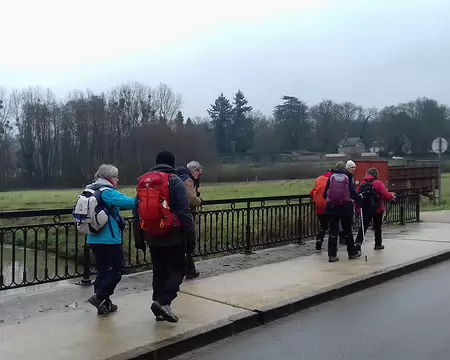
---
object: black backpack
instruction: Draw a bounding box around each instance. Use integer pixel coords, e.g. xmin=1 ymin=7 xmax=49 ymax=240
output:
xmin=359 ymin=179 xmax=380 ymax=213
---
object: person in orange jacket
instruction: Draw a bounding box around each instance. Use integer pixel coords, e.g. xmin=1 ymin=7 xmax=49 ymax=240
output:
xmin=355 ymin=167 xmax=396 ymax=250
xmin=310 ymin=170 xmax=333 ymax=252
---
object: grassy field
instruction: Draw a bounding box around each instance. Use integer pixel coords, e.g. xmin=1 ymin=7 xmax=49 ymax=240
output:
xmin=1 ymin=174 xmax=450 ymax=212
xmin=0 ymin=180 xmax=315 ymax=211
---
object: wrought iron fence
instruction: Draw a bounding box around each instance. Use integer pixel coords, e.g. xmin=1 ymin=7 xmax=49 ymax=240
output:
xmin=0 ymin=193 xmax=420 ymax=291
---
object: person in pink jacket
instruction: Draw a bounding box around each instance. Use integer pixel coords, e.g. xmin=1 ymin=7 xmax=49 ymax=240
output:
xmin=355 ymin=167 xmax=396 ymax=250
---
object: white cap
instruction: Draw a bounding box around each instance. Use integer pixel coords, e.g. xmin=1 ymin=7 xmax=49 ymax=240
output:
xmin=346 ymin=160 xmax=356 ymax=169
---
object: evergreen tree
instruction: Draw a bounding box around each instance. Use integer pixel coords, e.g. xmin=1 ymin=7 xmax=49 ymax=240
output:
xmin=175 ymin=110 xmax=184 ymax=132
xmin=207 ymin=93 xmax=233 ymax=153
xmin=274 ymin=96 xmax=311 ymax=151
xmin=232 ymin=90 xmax=253 ymax=153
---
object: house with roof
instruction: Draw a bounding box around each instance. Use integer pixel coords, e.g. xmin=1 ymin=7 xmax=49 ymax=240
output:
xmin=369 ymin=141 xmax=384 ymax=154
xmin=337 ymin=135 xmax=366 ymax=155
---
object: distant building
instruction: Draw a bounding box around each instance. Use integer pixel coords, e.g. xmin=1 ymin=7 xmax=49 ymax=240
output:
xmin=337 ymin=135 xmax=366 ymax=155
xmin=369 ymin=141 xmax=383 ymax=154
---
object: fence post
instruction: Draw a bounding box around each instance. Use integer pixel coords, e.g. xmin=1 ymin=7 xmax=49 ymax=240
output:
xmin=415 ymin=194 xmax=420 ymax=222
xmin=297 ymin=198 xmax=304 ymax=244
xmin=0 ymin=231 xmax=3 ymax=289
xmin=400 ymin=199 xmax=405 ymax=226
xmin=80 ymin=236 xmax=92 ymax=286
xmin=244 ymin=200 xmax=252 ymax=255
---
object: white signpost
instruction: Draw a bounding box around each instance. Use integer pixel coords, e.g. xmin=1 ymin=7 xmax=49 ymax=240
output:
xmin=432 ymin=137 xmax=448 ymax=206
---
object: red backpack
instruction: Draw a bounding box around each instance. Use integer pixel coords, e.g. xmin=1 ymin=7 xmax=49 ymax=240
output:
xmin=137 ymin=172 xmax=181 ymax=236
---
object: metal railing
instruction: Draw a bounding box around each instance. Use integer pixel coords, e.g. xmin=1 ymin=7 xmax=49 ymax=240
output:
xmin=0 ymin=193 xmax=420 ymax=291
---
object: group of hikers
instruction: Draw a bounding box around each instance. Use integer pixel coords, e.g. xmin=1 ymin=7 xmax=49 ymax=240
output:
xmin=72 ymin=153 xmax=395 ymax=323
xmin=309 ymin=160 xmax=396 ymax=262
xmin=73 ymin=151 xmax=203 ymax=323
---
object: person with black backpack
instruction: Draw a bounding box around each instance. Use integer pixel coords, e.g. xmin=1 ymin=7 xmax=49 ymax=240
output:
xmin=355 ymin=167 xmax=396 ymax=251
xmin=323 ymin=162 xmax=363 ymax=263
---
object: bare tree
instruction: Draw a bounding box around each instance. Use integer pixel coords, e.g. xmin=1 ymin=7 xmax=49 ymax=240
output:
xmin=151 ymin=83 xmax=182 ymax=124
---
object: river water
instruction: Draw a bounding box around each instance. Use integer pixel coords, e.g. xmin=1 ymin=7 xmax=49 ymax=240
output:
xmin=1 ymin=246 xmax=79 ymax=288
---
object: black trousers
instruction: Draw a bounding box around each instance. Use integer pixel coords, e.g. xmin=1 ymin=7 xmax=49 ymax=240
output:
xmin=150 ymin=245 xmax=186 ymax=306
xmin=316 ymin=214 xmax=329 ymax=242
xmin=317 ymin=214 xmax=347 ymax=244
xmin=356 ymin=211 xmax=383 ymax=246
xmin=328 ymin=216 xmax=357 ymax=257
xmin=186 ymin=240 xmax=197 ymax=274
xmin=90 ymin=244 xmax=125 ymax=300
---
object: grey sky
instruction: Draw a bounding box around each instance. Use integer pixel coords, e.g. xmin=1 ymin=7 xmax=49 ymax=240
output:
xmin=1 ymin=0 xmax=449 ymax=118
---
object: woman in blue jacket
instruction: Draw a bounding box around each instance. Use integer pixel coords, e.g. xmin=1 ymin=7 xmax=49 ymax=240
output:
xmin=86 ymin=164 xmax=136 ymax=315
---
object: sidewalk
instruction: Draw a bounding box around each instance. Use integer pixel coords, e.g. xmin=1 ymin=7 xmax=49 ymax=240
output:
xmin=1 ymin=221 xmax=450 ymax=360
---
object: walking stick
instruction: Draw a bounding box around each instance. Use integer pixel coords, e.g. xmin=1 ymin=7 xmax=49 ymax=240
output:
xmin=360 ymin=208 xmax=368 ymax=262
xmin=383 ymin=201 xmax=393 ymax=224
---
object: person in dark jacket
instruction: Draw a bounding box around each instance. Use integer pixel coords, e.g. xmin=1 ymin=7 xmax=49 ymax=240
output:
xmin=145 ymin=151 xmax=196 ymax=323
xmin=323 ymin=161 xmax=362 ymax=262
xmin=176 ymin=161 xmax=203 ymax=279
xmin=337 ymin=160 xmax=357 ymax=245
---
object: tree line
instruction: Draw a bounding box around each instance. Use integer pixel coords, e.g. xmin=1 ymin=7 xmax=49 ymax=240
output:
xmin=0 ymin=82 xmax=448 ymax=190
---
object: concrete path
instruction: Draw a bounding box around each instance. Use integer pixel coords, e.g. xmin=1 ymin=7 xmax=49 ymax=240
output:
xmin=174 ymin=261 xmax=450 ymax=360
xmin=1 ymin=222 xmax=450 ymax=360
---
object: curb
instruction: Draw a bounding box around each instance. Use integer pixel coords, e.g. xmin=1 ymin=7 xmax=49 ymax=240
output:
xmin=111 ymin=248 xmax=450 ymax=360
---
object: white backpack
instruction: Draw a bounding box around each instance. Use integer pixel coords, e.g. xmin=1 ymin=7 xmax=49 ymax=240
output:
xmin=73 ymin=187 xmax=111 ymax=235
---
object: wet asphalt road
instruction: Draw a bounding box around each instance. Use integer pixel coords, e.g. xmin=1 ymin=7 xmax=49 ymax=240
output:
xmin=174 ymin=261 xmax=450 ymax=360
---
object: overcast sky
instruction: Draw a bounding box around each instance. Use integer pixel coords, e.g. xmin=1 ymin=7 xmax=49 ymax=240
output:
xmin=1 ymin=0 xmax=449 ymax=117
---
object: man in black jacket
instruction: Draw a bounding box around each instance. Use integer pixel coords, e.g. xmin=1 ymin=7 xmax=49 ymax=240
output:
xmin=324 ymin=161 xmax=362 ymax=263
xmin=145 ymin=151 xmax=196 ymax=323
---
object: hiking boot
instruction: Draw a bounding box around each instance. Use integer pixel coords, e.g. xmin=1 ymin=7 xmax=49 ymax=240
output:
xmin=374 ymin=244 xmax=385 ymax=250
xmin=328 ymin=256 xmax=339 ymax=263
xmin=88 ymin=295 xmax=110 ymax=316
xmin=162 ymin=305 xmax=179 ymax=323
xmin=349 ymin=251 xmax=362 ymax=260
xmin=106 ymin=298 xmax=118 ymax=313
xmin=151 ymin=301 xmax=178 ymax=323
xmin=150 ymin=301 xmax=164 ymax=318
xmin=185 ymin=271 xmax=200 ymax=280
xmin=315 ymin=240 xmax=322 ymax=252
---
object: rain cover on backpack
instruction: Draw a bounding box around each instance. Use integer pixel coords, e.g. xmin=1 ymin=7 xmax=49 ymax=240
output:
xmin=73 ymin=187 xmax=111 ymax=235
xmin=326 ymin=173 xmax=352 ymax=207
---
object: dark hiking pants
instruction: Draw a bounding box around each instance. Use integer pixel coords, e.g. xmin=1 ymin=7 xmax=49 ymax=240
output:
xmin=356 ymin=211 xmax=383 ymax=246
xmin=91 ymin=244 xmax=125 ymax=300
xmin=328 ymin=216 xmax=357 ymax=257
xmin=150 ymin=245 xmax=186 ymax=306
xmin=316 ymin=214 xmax=329 ymax=243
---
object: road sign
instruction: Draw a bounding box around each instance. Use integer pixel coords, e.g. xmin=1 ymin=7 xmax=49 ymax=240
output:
xmin=431 ymin=137 xmax=447 ymax=206
xmin=432 ymin=137 xmax=448 ymax=154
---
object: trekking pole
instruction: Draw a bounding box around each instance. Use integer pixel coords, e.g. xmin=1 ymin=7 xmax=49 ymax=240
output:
xmin=360 ymin=208 xmax=367 ymax=262
xmin=383 ymin=202 xmax=391 ymax=224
